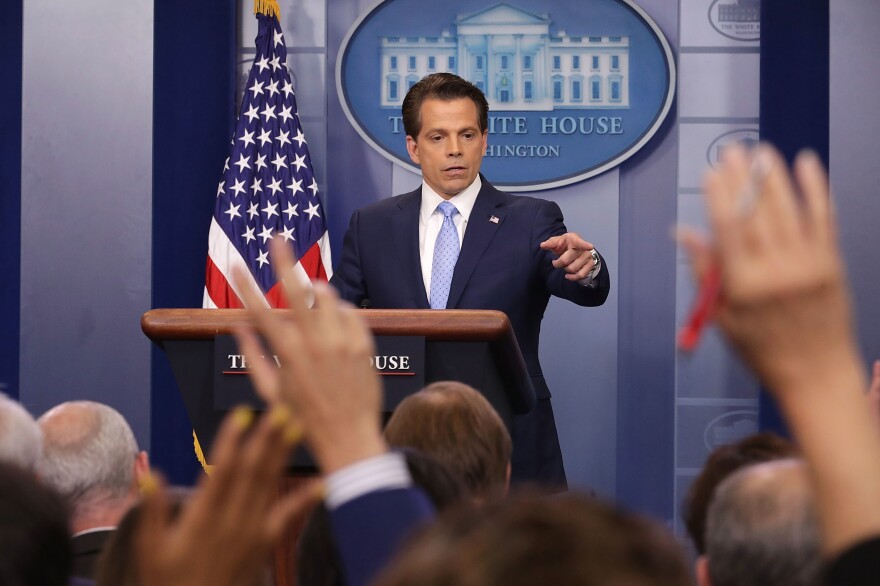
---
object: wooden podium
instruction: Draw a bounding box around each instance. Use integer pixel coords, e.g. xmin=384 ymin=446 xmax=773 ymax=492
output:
xmin=142 ymin=307 xmax=535 ymax=585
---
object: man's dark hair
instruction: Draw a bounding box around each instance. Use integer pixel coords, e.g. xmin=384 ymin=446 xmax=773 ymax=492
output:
xmin=401 ymin=73 xmax=489 ymax=138
xmin=375 ymin=491 xmax=692 ymax=586
xmin=0 ymin=461 xmax=72 ymax=586
xmin=296 ymin=448 xmax=468 ymax=586
xmin=94 ymin=488 xmax=192 ymax=586
xmin=682 ymin=431 xmax=798 ymax=554
xmin=384 ymin=381 xmax=512 ymax=501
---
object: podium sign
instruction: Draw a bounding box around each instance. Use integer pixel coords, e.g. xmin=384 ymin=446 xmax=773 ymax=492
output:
xmin=212 ymin=334 xmax=426 ymax=410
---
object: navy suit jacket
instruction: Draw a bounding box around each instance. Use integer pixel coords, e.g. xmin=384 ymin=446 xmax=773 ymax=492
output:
xmin=331 ymin=178 xmax=610 ymax=482
xmin=330 ymin=487 xmax=434 ymax=586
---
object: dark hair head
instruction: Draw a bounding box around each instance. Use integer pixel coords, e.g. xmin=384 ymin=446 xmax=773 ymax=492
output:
xmin=682 ymin=431 xmax=799 ymax=554
xmin=402 ymin=73 xmax=489 ymax=138
xmin=296 ymin=449 xmax=468 ymax=586
xmin=384 ymin=382 xmax=512 ymax=501
xmin=94 ymin=488 xmax=192 ymax=586
xmin=375 ymin=491 xmax=692 ymax=586
xmin=0 ymin=461 xmax=72 ymax=586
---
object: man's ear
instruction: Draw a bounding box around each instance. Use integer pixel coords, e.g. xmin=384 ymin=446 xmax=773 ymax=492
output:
xmin=133 ymin=450 xmax=150 ymax=487
xmin=481 ymin=130 xmax=488 ymax=156
xmin=695 ymin=555 xmax=712 ymax=586
xmin=406 ymin=135 xmax=420 ymax=165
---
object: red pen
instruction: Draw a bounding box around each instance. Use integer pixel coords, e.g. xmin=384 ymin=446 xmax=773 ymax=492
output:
xmin=677 ymin=266 xmax=721 ymax=352
xmin=677 ymin=147 xmax=768 ymax=352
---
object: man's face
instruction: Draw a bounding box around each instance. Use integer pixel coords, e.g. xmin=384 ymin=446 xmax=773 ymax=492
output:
xmin=406 ymin=98 xmax=488 ymax=199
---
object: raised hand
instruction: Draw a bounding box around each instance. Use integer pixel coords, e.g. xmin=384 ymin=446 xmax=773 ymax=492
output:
xmin=135 ymin=406 xmax=319 ymax=586
xmin=233 ymin=238 xmax=388 ymax=473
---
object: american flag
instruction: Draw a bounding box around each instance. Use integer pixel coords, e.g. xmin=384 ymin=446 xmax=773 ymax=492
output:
xmin=203 ymin=12 xmax=331 ymax=308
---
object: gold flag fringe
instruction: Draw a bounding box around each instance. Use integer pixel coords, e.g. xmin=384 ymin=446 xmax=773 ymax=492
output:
xmin=193 ymin=430 xmax=214 ymax=476
xmin=254 ymin=0 xmax=281 ymax=18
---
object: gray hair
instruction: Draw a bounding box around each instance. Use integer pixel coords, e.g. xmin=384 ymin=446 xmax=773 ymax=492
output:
xmin=37 ymin=401 xmax=139 ymax=513
xmin=705 ymin=459 xmax=821 ymax=586
xmin=0 ymin=392 xmax=43 ymax=470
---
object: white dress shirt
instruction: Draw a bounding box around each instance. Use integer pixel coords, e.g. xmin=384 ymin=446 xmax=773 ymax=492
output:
xmin=418 ymin=176 xmax=482 ymax=299
xmin=324 ymin=451 xmax=412 ymax=510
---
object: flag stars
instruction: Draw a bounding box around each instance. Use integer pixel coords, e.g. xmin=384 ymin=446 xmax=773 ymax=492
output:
xmin=247 ymin=202 xmax=259 ymax=219
xmin=254 ymin=153 xmax=268 ymax=172
xmin=278 ymin=105 xmax=294 ymax=124
xmin=292 ymin=129 xmax=306 ymax=147
xmin=242 ymin=225 xmax=256 ymax=244
xmin=276 ymin=130 xmax=291 ymax=147
xmin=239 ymin=129 xmax=255 ymax=148
xmin=304 ymin=201 xmax=321 ymax=220
xmin=223 ymin=156 xmax=230 ymax=171
xmin=258 ymin=225 xmax=274 ymax=243
xmin=267 ymin=177 xmax=283 ymax=196
xmin=279 ymin=225 xmax=295 ymax=242
xmin=271 ymin=153 xmax=287 ymax=171
xmin=234 ymin=153 xmax=251 ymax=172
xmin=224 ymin=202 xmax=241 ymax=220
xmin=255 ymin=56 xmax=270 ymax=73
xmin=287 ymin=179 xmax=303 ymax=196
xmin=230 ymin=178 xmax=247 ymax=197
xmin=256 ymin=249 xmax=270 ymax=268
xmin=284 ymin=202 xmax=299 ymax=219
xmin=243 ymin=104 xmax=260 ymax=123
xmin=273 ymin=29 xmax=284 ymax=47
xmin=281 ymin=81 xmax=294 ymax=99
xmin=266 ymin=79 xmax=279 ymax=97
xmin=308 ymin=178 xmax=319 ymax=196
xmin=250 ymin=177 xmax=263 ymax=193
xmin=257 ymin=129 xmax=272 ymax=146
xmin=292 ymin=154 xmax=307 ymax=172
xmin=216 ymin=181 xmax=225 ymax=197
xmin=270 ymin=55 xmax=281 ymax=71
xmin=248 ymin=80 xmax=264 ymax=97
xmin=262 ymin=201 xmax=279 ymax=219
xmin=260 ymin=105 xmax=276 ymax=121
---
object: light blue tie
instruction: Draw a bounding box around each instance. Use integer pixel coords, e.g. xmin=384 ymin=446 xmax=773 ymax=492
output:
xmin=430 ymin=201 xmax=460 ymax=309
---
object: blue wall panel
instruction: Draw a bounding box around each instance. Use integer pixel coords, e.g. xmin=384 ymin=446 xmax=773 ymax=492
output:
xmin=0 ymin=0 xmax=22 ymax=399
xmin=758 ymin=0 xmax=829 ymax=434
xmin=152 ymin=0 xmax=236 ymax=483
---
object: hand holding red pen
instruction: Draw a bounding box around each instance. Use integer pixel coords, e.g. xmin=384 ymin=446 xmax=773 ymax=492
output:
xmin=678 ymin=144 xmax=858 ymax=394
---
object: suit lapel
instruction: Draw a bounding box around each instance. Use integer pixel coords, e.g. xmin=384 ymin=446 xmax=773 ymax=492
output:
xmin=390 ymin=189 xmax=430 ymax=308
xmin=446 ymin=181 xmax=506 ymax=308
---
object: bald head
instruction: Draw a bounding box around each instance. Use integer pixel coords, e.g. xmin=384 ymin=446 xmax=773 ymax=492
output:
xmin=0 ymin=393 xmax=42 ymax=471
xmin=703 ymin=459 xmax=821 ymax=586
xmin=38 ymin=401 xmax=145 ymax=529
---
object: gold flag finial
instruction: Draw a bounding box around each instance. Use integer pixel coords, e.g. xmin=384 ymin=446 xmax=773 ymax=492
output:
xmin=254 ymin=0 xmax=280 ymax=18
xmin=193 ymin=431 xmax=214 ymax=476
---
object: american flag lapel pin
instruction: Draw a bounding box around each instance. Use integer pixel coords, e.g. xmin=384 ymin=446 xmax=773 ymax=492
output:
xmin=489 ymin=215 xmax=499 ymax=224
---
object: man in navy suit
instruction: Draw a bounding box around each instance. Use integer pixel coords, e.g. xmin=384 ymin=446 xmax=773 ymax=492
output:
xmin=331 ymin=73 xmax=610 ymax=488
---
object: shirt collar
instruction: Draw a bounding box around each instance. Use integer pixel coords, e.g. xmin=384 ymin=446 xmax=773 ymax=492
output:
xmin=73 ymin=526 xmax=116 ymax=538
xmin=419 ymin=175 xmax=482 ymax=225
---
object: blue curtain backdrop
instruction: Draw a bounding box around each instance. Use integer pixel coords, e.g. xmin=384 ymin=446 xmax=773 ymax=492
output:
xmin=152 ymin=0 xmax=236 ymax=484
xmin=758 ymin=0 xmax=829 ymax=435
xmin=0 ymin=0 xmax=23 ymax=399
